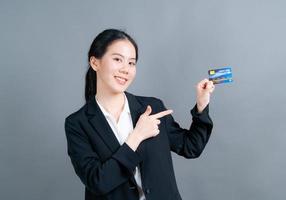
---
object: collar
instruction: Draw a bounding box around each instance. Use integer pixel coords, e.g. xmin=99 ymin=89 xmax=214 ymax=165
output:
xmin=86 ymin=91 xmax=143 ymax=117
xmin=95 ymin=93 xmax=131 ymax=118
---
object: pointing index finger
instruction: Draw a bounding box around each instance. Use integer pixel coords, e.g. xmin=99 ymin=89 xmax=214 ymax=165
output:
xmin=151 ymin=109 xmax=173 ymax=119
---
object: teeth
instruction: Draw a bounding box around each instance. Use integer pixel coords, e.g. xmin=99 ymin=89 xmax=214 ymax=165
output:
xmin=115 ymin=76 xmax=127 ymax=83
xmin=116 ymin=76 xmax=126 ymax=81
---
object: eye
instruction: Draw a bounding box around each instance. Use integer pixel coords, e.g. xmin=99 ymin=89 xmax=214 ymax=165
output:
xmin=113 ymin=57 xmax=122 ymax=62
xmin=129 ymin=61 xmax=136 ymax=66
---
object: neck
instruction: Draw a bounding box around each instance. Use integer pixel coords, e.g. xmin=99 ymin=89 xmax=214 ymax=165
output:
xmin=95 ymin=89 xmax=125 ymax=115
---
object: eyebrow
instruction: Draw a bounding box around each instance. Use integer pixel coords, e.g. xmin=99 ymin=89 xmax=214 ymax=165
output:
xmin=111 ymin=53 xmax=136 ymax=60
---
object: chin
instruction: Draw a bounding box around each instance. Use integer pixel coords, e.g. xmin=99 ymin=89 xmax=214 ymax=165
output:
xmin=111 ymin=87 xmax=128 ymax=94
xmin=109 ymin=79 xmax=132 ymax=94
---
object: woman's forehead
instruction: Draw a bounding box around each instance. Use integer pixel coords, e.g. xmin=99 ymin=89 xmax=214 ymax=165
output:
xmin=106 ymin=40 xmax=136 ymax=58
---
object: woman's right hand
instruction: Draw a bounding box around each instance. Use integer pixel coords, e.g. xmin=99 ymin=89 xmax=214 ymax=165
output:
xmin=126 ymin=105 xmax=173 ymax=151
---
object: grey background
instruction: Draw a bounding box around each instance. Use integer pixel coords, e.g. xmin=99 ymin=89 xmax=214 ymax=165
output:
xmin=1 ymin=0 xmax=285 ymax=199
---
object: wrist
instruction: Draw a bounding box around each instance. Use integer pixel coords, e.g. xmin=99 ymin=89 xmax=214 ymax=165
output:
xmin=125 ymin=130 xmax=143 ymax=151
xmin=196 ymin=104 xmax=203 ymax=113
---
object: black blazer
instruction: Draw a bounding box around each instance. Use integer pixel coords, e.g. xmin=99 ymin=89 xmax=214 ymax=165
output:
xmin=64 ymin=91 xmax=213 ymax=200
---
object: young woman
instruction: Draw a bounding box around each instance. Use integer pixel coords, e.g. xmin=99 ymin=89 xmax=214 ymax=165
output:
xmin=65 ymin=29 xmax=215 ymax=200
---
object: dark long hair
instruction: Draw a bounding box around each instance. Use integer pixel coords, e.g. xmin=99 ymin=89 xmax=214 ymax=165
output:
xmin=85 ymin=29 xmax=138 ymax=102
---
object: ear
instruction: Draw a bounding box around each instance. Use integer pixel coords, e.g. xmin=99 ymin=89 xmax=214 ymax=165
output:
xmin=89 ymin=56 xmax=99 ymax=71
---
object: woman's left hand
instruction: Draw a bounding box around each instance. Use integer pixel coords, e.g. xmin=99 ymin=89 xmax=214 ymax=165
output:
xmin=196 ymin=79 xmax=215 ymax=113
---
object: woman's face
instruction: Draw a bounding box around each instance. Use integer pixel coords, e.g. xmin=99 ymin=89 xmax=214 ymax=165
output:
xmin=90 ymin=39 xmax=137 ymax=95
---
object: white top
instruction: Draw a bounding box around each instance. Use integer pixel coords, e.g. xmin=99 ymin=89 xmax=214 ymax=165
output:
xmin=95 ymin=94 xmax=146 ymax=200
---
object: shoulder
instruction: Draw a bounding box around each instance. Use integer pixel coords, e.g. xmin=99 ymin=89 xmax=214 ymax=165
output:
xmin=126 ymin=92 xmax=165 ymax=110
xmin=65 ymin=102 xmax=89 ymax=124
xmin=134 ymin=94 xmax=162 ymax=104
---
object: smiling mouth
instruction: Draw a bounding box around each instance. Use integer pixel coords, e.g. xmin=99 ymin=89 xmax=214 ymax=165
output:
xmin=115 ymin=76 xmax=128 ymax=85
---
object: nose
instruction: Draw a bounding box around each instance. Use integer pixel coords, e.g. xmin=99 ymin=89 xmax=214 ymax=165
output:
xmin=119 ymin=63 xmax=130 ymax=75
xmin=119 ymin=68 xmax=128 ymax=75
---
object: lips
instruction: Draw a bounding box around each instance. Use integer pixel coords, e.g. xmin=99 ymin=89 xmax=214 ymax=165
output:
xmin=115 ymin=76 xmax=128 ymax=85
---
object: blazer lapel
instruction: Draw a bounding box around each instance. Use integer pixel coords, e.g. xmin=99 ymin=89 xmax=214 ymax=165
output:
xmin=86 ymin=96 xmax=120 ymax=153
xmin=86 ymin=92 xmax=147 ymax=154
xmin=125 ymin=92 xmax=148 ymax=180
xmin=124 ymin=91 xmax=146 ymax=129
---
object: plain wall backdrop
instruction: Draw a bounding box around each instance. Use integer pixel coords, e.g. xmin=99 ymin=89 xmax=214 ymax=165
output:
xmin=1 ymin=0 xmax=286 ymax=199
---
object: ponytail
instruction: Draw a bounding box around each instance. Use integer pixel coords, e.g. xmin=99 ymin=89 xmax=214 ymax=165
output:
xmin=85 ymin=66 xmax=97 ymax=102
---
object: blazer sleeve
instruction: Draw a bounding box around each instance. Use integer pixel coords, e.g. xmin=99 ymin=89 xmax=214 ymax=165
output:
xmin=158 ymin=99 xmax=213 ymax=158
xmin=64 ymin=117 xmax=142 ymax=195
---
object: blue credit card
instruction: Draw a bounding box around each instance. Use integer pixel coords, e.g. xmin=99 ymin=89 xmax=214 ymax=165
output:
xmin=208 ymin=67 xmax=233 ymax=84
